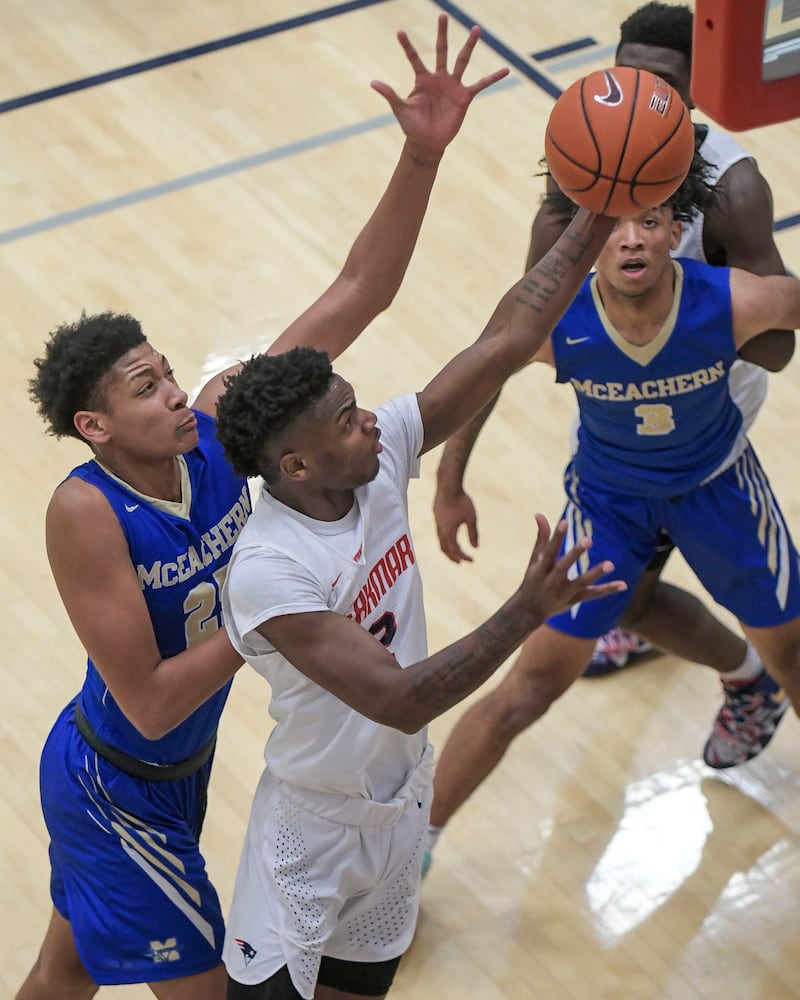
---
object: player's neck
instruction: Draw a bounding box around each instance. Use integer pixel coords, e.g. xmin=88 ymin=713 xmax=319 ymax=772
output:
xmin=268 ymin=482 xmax=356 ymax=522
xmin=595 ymin=268 xmax=676 ymax=346
xmin=95 ymin=450 xmax=183 ymax=502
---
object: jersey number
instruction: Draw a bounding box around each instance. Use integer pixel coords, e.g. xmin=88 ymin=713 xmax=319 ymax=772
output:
xmin=369 ymin=611 xmax=397 ymax=647
xmin=634 ymin=402 xmax=675 ymax=436
xmin=183 ymin=566 xmax=228 ymax=647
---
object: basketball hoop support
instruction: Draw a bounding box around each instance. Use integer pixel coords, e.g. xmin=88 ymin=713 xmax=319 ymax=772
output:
xmin=692 ymin=0 xmax=800 ymax=130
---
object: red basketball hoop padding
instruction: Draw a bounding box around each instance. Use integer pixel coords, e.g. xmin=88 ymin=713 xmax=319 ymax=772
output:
xmin=692 ymin=0 xmax=800 ymax=130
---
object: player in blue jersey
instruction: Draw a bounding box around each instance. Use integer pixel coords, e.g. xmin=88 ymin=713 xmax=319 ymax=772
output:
xmin=16 ymin=18 xmax=509 ymax=1000
xmin=435 ymin=2 xmax=792 ymax=679
xmin=545 ymin=1 xmax=793 ymax=676
xmin=426 ymin=2 xmax=794 ymax=872
xmin=424 ymin=198 xmax=800 ymax=871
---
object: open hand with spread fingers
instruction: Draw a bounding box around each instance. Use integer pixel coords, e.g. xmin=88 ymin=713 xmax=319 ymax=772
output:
xmin=515 ymin=513 xmax=627 ymax=627
xmin=371 ymin=14 xmax=509 ymax=159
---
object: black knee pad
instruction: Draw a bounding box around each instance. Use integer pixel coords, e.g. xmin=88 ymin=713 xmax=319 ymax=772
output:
xmin=227 ymin=964 xmax=302 ymax=1000
xmin=226 ymin=955 xmax=402 ymax=999
xmin=317 ymin=954 xmax=403 ymax=995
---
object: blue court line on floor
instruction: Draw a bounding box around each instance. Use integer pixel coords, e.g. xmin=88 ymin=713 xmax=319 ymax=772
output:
xmin=431 ymin=0 xmax=562 ymax=98
xmin=774 ymin=213 xmax=800 ymax=232
xmin=0 ymin=0 xmax=390 ymax=115
xmin=0 ymin=75 xmax=520 ymax=246
xmin=3 ymin=0 xmax=798 ymax=241
xmin=532 ymin=38 xmax=597 ymax=62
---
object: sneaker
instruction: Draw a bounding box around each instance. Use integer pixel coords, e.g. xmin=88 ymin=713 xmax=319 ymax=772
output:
xmin=703 ymin=669 xmax=790 ymax=768
xmin=583 ymin=627 xmax=653 ymax=677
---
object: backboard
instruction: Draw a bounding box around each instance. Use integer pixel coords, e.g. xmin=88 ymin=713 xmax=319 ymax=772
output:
xmin=692 ymin=0 xmax=800 ymax=129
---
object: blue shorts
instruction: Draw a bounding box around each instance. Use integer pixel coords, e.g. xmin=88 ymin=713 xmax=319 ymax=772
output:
xmin=41 ymin=700 xmax=225 ymax=986
xmin=548 ymin=445 xmax=800 ymax=639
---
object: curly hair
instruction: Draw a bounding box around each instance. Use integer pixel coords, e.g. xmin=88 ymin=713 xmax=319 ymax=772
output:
xmin=29 ymin=311 xmax=146 ymax=441
xmin=617 ymin=3 xmax=693 ymax=62
xmin=216 ymin=346 xmax=333 ymax=482
xmin=671 ymin=140 xmax=716 ymax=222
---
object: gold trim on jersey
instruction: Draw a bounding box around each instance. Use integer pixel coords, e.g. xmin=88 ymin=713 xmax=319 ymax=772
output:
xmin=96 ymin=454 xmax=192 ymax=520
xmin=590 ymin=260 xmax=684 ymax=366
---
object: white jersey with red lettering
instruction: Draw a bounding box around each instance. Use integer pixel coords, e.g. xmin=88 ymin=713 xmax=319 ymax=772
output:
xmin=222 ymin=392 xmax=427 ymax=803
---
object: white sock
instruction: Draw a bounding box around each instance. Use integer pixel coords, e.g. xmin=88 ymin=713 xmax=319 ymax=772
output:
xmin=720 ymin=641 xmax=762 ymax=685
xmin=424 ymin=824 xmax=443 ymax=854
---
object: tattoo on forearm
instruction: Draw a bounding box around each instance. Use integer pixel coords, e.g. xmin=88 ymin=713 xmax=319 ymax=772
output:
xmin=409 ymin=613 xmax=531 ymax=714
xmin=516 ymin=228 xmax=598 ymax=315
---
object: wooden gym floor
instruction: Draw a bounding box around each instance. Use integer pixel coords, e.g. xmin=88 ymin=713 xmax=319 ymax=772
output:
xmin=3 ymin=2 xmax=800 ymax=997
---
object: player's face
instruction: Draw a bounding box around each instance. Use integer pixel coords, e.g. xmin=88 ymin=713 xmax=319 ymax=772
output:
xmin=303 ymin=375 xmax=382 ymax=490
xmin=616 ymin=43 xmax=693 ymax=108
xmin=594 ymin=206 xmax=682 ymax=298
xmin=91 ymin=343 xmax=198 ymax=459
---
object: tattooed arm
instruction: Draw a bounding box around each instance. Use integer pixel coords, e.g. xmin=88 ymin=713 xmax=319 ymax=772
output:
xmin=416 ymin=208 xmax=614 ymax=455
xmin=432 ymin=183 xmax=579 ymax=562
xmin=250 ymin=211 xmax=620 ymax=732
xmin=258 ymin=515 xmax=624 ymax=733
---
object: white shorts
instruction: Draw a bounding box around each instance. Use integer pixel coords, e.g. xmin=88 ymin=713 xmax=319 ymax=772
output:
xmin=223 ymin=743 xmax=435 ymax=998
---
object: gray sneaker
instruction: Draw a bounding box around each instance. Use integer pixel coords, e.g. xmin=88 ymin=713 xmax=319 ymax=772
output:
xmin=703 ymin=670 xmax=789 ymax=768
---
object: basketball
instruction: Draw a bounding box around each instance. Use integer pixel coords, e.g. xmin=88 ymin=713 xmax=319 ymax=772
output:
xmin=544 ymin=66 xmax=695 ymax=216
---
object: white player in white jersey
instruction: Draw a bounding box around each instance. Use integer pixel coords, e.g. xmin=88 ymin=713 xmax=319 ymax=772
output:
xmin=215 ymin=201 xmax=627 ymax=998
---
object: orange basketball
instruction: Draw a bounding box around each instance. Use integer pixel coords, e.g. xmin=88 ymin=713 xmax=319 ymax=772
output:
xmin=544 ymin=66 xmax=695 ymax=216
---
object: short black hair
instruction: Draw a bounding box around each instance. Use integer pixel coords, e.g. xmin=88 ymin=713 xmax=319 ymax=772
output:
xmin=29 ymin=311 xmax=146 ymax=441
xmin=617 ymin=3 xmax=693 ymax=63
xmin=216 ymin=346 xmax=333 ymax=482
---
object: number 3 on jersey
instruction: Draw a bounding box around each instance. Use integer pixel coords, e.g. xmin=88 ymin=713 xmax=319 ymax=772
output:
xmin=634 ymin=402 xmax=675 ymax=435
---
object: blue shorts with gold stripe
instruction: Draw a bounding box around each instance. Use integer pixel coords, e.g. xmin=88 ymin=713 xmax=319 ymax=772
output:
xmin=547 ymin=444 xmax=800 ymax=639
xmin=41 ymin=700 xmax=224 ymax=985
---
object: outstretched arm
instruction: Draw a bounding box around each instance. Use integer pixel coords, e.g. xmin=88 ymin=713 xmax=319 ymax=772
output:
xmin=433 ymin=175 xmax=575 ymax=562
xmin=419 ymin=207 xmax=614 ymax=456
xmin=194 ymin=16 xmax=509 ymax=417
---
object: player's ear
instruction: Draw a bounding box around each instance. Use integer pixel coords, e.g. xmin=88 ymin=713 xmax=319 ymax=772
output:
xmin=74 ymin=410 xmax=111 ymax=445
xmin=280 ymin=451 xmax=310 ymax=482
